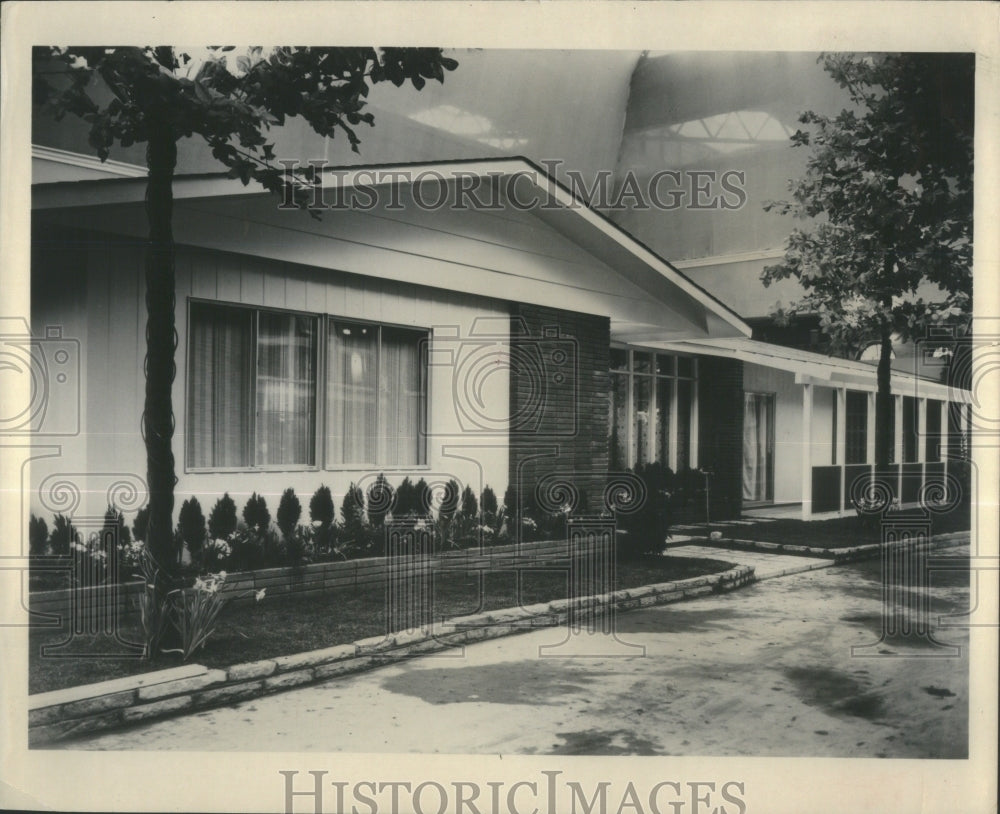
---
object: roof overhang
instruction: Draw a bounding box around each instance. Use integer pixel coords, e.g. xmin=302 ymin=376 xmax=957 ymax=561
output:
xmin=657 ymin=337 xmax=972 ymax=404
xmin=32 ymin=155 xmax=751 ymax=342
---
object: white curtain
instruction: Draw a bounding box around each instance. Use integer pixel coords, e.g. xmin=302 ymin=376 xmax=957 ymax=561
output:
xmin=255 ymin=312 xmax=316 ymax=466
xmin=742 ymin=393 xmax=770 ymax=502
xmin=188 ymin=304 xmax=251 ymax=468
xmin=327 ymin=321 xmax=377 ymax=465
xmin=379 ymin=327 xmax=425 ymax=466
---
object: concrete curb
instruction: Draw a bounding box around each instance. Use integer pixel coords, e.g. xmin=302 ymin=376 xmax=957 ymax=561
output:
xmin=669 ymin=529 xmax=970 ymax=564
xmin=28 ymin=564 xmax=755 ymax=746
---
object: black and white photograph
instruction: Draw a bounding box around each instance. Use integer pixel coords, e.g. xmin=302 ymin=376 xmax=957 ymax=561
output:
xmin=2 ymin=2 xmax=998 ymax=813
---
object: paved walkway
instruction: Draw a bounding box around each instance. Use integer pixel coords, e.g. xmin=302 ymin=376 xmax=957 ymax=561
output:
xmin=666 ymin=543 xmax=836 ymax=579
xmin=58 ymin=542 xmax=970 ymax=757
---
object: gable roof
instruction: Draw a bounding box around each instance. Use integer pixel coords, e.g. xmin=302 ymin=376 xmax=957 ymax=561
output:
xmin=32 ymin=154 xmax=752 ymax=341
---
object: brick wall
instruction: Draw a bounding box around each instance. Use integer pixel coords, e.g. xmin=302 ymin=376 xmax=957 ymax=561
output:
xmin=507 ymin=303 xmax=610 ymax=517
xmin=697 ymin=356 xmax=744 ymax=521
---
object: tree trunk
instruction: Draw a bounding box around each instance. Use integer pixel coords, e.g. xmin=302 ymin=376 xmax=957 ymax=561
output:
xmin=874 ymin=253 xmax=896 ymax=471
xmin=143 ymin=129 xmax=179 ymax=576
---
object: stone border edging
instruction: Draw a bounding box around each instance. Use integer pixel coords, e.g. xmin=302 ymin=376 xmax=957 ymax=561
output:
xmin=28 ymin=564 xmax=755 ymax=746
xmin=669 ymin=529 xmax=969 ymax=563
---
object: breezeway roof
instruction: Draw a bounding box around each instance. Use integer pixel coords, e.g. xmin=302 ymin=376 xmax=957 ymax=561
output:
xmin=655 ymin=337 xmax=972 ymax=404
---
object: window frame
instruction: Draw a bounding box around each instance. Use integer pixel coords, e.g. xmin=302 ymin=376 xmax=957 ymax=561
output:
xmin=184 ymin=297 xmax=430 ymax=474
xmin=608 ymin=344 xmax=698 ymax=471
xmin=323 ymin=316 xmax=430 ymax=471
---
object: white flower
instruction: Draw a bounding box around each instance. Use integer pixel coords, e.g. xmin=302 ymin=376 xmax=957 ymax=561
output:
xmin=218 ymin=570 xmax=227 ymax=580
xmin=255 ymin=588 xmax=266 ymax=602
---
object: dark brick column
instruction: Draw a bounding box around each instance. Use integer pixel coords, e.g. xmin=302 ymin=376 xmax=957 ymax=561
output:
xmin=697 ymin=356 xmax=744 ymax=521
xmin=507 ymin=303 xmax=609 ymax=516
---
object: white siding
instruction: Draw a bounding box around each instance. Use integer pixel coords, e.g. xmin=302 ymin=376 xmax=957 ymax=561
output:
xmin=31 ymin=234 xmax=510 ymax=525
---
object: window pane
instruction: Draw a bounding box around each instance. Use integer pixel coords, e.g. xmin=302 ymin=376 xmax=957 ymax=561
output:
xmin=610 ymin=348 xmax=629 ymax=371
xmin=676 ymin=356 xmax=694 ymax=378
xmin=256 ymin=312 xmax=317 ymax=466
xmin=902 ymin=396 xmax=917 ymax=463
xmin=676 ymin=378 xmax=692 ymax=470
xmin=379 ymin=327 xmax=427 ymax=466
xmin=633 ymin=352 xmax=652 ymax=374
xmin=633 ymin=375 xmax=652 ymax=465
xmin=845 ymin=390 xmax=868 ymax=465
xmin=925 ymin=400 xmax=942 ymax=462
xmin=327 ymin=320 xmax=377 ymax=465
xmin=655 ymin=377 xmax=672 ymax=465
xmin=655 ymin=354 xmax=673 ymax=376
xmin=187 ymin=303 xmax=251 ymax=468
xmin=609 ymin=372 xmax=630 ymax=470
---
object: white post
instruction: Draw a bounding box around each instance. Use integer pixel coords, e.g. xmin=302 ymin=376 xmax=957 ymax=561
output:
xmin=802 ymin=383 xmax=813 ymax=520
xmin=867 ymin=389 xmax=877 ymax=467
xmin=837 ymin=388 xmax=847 ymax=515
xmin=894 ymin=395 xmax=904 ymax=501
xmin=917 ymin=397 xmax=928 ymax=502
xmin=940 ymin=399 xmax=949 ymax=482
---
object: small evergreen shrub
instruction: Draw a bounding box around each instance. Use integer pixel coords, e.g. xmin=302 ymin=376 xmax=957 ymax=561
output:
xmin=367 ymin=474 xmax=393 ymax=528
xmin=480 ymin=486 xmax=498 ymax=523
xmin=242 ymin=492 xmax=271 ymax=532
xmin=276 ymin=488 xmax=302 ymax=541
xmin=414 ymin=478 xmax=430 ymax=517
xmin=616 ymin=462 xmax=673 ymax=560
xmin=459 ymin=485 xmax=478 ymax=520
xmin=394 ymin=477 xmax=417 ymax=517
xmin=48 ymin=514 xmax=78 ymax=556
xmin=309 ymin=484 xmax=335 ymax=527
xmin=340 ymin=482 xmax=366 ymax=529
xmin=438 ymin=479 xmax=460 ymax=522
xmin=207 ymin=493 xmax=238 ymax=540
xmin=29 ymin=514 xmax=49 ymax=557
xmin=177 ymin=497 xmax=206 ymax=558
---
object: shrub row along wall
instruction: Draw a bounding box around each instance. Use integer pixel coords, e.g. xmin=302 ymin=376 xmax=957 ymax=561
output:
xmin=28 ymin=564 xmax=756 ymax=745
xmin=28 ymin=538 xmax=579 ymax=627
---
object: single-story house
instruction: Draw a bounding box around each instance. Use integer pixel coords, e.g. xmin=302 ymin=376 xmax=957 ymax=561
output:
xmin=29 ymin=153 xmax=971 ymax=527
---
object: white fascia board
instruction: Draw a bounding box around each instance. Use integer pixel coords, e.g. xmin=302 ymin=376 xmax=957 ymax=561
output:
xmin=529 ymin=169 xmax=750 ymax=339
xmin=33 ymin=145 xmax=147 ymax=178
xmin=794 ymin=372 xmax=969 ymax=403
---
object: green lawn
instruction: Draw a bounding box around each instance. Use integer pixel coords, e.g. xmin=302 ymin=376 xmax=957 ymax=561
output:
xmin=29 ymin=554 xmax=734 ymax=694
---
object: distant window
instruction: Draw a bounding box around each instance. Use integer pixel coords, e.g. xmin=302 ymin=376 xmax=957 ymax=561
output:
xmin=845 ymin=391 xmax=868 ymax=465
xmin=902 ymin=396 xmax=918 ymax=463
xmin=607 ymin=349 xmax=696 ymax=471
xmin=925 ymin=400 xmax=942 ymax=462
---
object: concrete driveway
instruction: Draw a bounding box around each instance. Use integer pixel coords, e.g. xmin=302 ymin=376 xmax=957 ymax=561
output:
xmin=57 ymin=543 xmax=970 ymax=758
